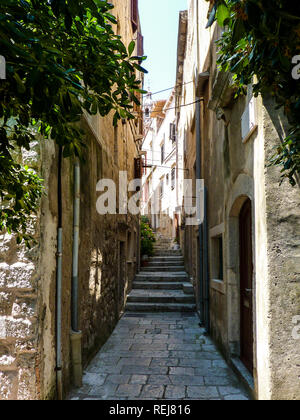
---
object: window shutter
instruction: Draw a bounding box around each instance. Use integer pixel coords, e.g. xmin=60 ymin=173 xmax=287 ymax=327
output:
xmin=171 ymin=168 xmax=176 ymax=190
xmin=134 ymin=157 xmax=142 ymax=179
xmin=131 ymin=0 xmax=138 ymax=32
xmin=170 ymin=123 xmax=176 ymax=142
xmin=137 ymin=32 xmax=144 ymax=60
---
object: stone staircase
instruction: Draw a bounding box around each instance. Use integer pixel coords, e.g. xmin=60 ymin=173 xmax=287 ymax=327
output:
xmin=125 ymin=236 xmax=196 ymax=312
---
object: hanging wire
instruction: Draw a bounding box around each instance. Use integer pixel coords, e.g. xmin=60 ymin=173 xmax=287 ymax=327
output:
xmin=148 ymin=99 xmax=201 ymax=114
xmin=143 ymin=80 xmax=194 ymax=97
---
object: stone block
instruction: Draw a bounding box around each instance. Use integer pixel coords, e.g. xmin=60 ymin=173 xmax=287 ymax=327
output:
xmin=5 ymin=318 xmax=36 ymax=339
xmin=0 ymin=371 xmax=18 ymax=400
xmin=186 ymin=386 xmax=219 ymax=400
xmin=169 ymin=367 xmax=194 ymax=376
xmin=130 ymin=375 xmax=148 ymax=385
xmin=204 ymin=375 xmax=237 ymax=387
xmin=0 ymin=292 xmax=13 ymax=316
xmin=17 ymin=367 xmax=37 ymax=400
xmin=83 ymin=372 xmax=107 ymax=386
xmin=0 ymin=317 xmax=7 ymax=339
xmin=12 ymin=297 xmax=36 ymax=319
xmin=0 ymin=263 xmax=9 ymax=288
xmin=140 ymin=385 xmax=164 ymax=399
xmin=88 ymin=384 xmax=117 ymax=397
xmin=148 ymin=375 xmax=171 ymax=385
xmin=104 ymin=374 xmax=131 ymax=385
xmin=115 ymin=384 xmax=142 ymax=398
xmin=165 ymin=385 xmax=186 ymax=399
xmin=121 ymin=365 xmax=168 ymax=375
xmin=5 ymin=263 xmax=36 ymax=290
xmin=170 ymin=375 xmax=204 ymax=386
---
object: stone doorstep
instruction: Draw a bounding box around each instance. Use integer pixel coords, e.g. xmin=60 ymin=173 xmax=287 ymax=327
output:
xmin=229 ymin=357 xmax=255 ymax=400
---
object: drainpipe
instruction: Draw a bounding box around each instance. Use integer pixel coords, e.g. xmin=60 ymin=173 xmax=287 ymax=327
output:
xmin=70 ymin=160 xmax=82 ymax=387
xmin=195 ymin=0 xmax=205 ymax=325
xmin=203 ymin=186 xmax=210 ymax=332
xmin=56 ymin=146 xmax=63 ymax=400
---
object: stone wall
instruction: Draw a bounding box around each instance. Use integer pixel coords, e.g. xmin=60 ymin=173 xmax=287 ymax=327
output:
xmin=178 ymin=0 xmax=300 ymax=400
xmin=0 ymin=0 xmax=143 ymax=400
xmin=0 ymin=141 xmax=45 ymax=400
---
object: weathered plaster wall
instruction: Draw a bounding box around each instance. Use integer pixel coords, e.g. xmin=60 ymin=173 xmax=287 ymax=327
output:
xmin=255 ymin=97 xmax=300 ymax=400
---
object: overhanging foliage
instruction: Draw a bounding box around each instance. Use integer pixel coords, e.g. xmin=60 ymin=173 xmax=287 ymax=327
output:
xmin=208 ymin=0 xmax=300 ymax=186
xmin=0 ymin=0 xmax=147 ymax=245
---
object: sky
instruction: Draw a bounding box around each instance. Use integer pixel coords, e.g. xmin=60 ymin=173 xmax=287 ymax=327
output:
xmin=139 ymin=0 xmax=188 ymax=101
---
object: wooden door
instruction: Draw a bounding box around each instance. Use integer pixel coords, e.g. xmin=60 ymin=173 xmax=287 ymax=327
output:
xmin=239 ymin=199 xmax=254 ymax=374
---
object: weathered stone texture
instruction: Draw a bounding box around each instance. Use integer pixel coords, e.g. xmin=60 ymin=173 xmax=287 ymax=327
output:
xmin=0 ymin=371 xmax=18 ymax=400
xmin=1 ymin=0 xmax=142 ymax=401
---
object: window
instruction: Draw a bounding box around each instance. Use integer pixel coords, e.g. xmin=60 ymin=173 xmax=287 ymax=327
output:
xmin=137 ymin=32 xmax=144 ymax=61
xmin=134 ymin=157 xmax=142 ymax=179
xmin=211 ymin=235 xmax=224 ymax=281
xmin=161 ymin=143 xmax=165 ymax=164
xmin=131 ymin=0 xmax=138 ymax=32
xmin=241 ymin=90 xmax=257 ymax=143
xmin=142 ymin=153 xmax=147 ymax=176
xmin=171 ymin=167 xmax=176 ymax=190
xmin=170 ymin=123 xmax=176 ymax=143
xmin=160 ymin=178 xmax=164 ymax=198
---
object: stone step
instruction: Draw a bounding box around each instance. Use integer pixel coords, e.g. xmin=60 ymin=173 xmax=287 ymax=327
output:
xmin=132 ymin=281 xmax=183 ymax=290
xmin=154 ymin=251 xmax=182 ymax=256
xmin=149 ymin=256 xmax=184 ymax=262
xmin=142 ymin=266 xmax=185 ymax=272
xmin=136 ymin=273 xmax=188 ymax=282
xmin=127 ymin=290 xmax=195 ymax=304
xmin=125 ymin=302 xmax=196 ymax=312
xmin=183 ymin=282 xmax=194 ymax=295
xmin=147 ymin=261 xmax=184 ymax=267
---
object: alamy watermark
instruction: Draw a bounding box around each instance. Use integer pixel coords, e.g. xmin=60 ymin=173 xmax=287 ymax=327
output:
xmin=0 ymin=55 xmax=6 ymax=80
xmin=96 ymin=172 xmax=205 ymax=226
xmin=292 ymin=55 xmax=300 ymax=80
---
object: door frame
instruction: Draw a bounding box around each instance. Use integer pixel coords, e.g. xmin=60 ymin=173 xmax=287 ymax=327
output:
xmin=239 ymin=198 xmax=254 ymax=374
xmin=225 ymin=175 xmax=256 ymax=378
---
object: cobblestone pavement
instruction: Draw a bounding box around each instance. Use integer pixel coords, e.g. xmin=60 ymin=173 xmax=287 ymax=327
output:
xmin=69 ymin=313 xmax=250 ymax=400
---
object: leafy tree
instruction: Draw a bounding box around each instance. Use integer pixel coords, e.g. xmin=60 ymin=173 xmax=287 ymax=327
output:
xmin=207 ymin=0 xmax=300 ymax=185
xmin=141 ymin=219 xmax=156 ymax=257
xmin=0 ymin=0 xmax=147 ymax=245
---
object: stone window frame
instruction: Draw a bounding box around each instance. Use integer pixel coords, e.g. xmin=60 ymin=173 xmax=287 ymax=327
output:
xmin=209 ymin=223 xmax=225 ymax=295
xmin=241 ymin=87 xmax=258 ymax=144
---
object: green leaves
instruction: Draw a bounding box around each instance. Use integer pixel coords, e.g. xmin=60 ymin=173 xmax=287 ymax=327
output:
xmin=0 ymin=0 xmax=147 ymax=244
xmin=128 ymin=40 xmax=136 ymax=57
xmin=213 ymin=0 xmax=300 ymax=185
xmin=216 ymin=2 xmax=230 ymax=27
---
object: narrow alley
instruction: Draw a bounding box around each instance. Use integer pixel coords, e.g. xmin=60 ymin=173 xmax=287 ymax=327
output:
xmin=1 ymin=0 xmax=300 ymax=402
xmin=69 ymin=238 xmax=249 ymax=401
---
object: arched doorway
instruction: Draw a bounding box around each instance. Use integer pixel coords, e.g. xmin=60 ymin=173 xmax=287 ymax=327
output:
xmin=239 ymin=198 xmax=254 ymax=374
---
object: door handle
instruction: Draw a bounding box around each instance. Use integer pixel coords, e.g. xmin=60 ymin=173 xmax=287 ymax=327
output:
xmin=245 ymin=289 xmax=252 ymax=294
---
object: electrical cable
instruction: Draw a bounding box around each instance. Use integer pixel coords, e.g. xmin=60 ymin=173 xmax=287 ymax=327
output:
xmin=143 ymin=80 xmax=194 ymax=96
xmin=147 ymin=99 xmax=201 ymax=114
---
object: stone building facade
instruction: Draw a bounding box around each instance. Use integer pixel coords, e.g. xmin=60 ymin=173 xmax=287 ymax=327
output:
xmin=176 ymin=0 xmax=300 ymax=400
xmin=141 ymin=91 xmax=184 ymax=240
xmin=0 ymin=0 xmax=144 ymax=400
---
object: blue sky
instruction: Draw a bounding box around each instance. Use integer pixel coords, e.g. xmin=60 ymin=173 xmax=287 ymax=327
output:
xmin=139 ymin=0 xmax=188 ymax=100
